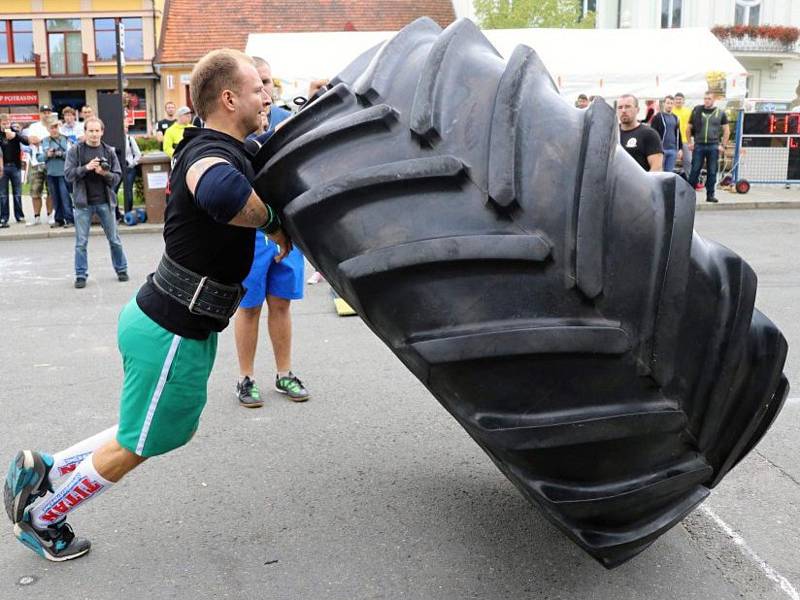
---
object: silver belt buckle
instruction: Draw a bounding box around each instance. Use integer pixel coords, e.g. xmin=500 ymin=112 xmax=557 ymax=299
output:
xmin=187 ymin=276 xmax=208 ymax=315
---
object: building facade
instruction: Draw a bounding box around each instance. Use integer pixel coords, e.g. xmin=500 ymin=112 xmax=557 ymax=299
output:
xmin=153 ymin=0 xmax=457 ymax=120
xmin=595 ymin=0 xmax=800 ymax=101
xmin=0 ymin=0 xmax=163 ymax=133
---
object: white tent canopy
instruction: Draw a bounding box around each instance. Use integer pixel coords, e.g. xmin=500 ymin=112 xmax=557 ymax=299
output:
xmin=246 ymin=25 xmax=748 ymax=104
xmin=484 ymin=27 xmax=748 ymax=101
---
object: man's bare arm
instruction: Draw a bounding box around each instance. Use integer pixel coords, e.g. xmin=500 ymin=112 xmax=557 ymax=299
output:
xmin=647 ymin=153 xmax=663 ymax=172
xmin=228 ymin=192 xmax=269 ymax=227
xmin=186 ymin=157 xmax=268 ymax=226
xmin=185 ymin=156 xmax=291 ymax=260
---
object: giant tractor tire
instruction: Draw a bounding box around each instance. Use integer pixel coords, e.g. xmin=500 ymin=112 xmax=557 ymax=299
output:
xmin=252 ymin=18 xmax=789 ymax=568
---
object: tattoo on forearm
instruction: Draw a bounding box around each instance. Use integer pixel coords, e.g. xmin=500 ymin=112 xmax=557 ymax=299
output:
xmin=235 ymin=199 xmax=267 ymax=226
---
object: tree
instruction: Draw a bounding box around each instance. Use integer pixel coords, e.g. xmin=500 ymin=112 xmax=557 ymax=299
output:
xmin=474 ymin=0 xmax=596 ymax=29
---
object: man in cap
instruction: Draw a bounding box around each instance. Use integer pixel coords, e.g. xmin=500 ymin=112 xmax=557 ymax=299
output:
xmin=162 ymin=106 xmax=194 ymax=158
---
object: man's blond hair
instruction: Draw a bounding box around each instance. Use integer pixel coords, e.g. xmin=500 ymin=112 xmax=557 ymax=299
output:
xmin=190 ymin=49 xmax=254 ymax=121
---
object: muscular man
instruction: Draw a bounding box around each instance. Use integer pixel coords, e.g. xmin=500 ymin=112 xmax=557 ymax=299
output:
xmin=234 ymin=55 xmax=310 ymax=407
xmin=3 ymin=48 xmax=289 ymax=561
xmin=617 ymin=94 xmax=663 ymax=173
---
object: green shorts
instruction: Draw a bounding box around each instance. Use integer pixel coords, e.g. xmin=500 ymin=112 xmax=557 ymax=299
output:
xmin=116 ymin=299 xmax=218 ymax=457
xmin=29 ymin=166 xmax=47 ymax=197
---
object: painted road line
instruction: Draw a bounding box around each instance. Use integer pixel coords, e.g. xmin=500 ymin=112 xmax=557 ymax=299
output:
xmin=701 ymin=505 xmax=800 ymax=600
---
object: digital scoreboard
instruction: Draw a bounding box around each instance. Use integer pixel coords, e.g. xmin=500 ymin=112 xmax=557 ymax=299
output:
xmin=739 ymin=112 xmax=800 ymax=182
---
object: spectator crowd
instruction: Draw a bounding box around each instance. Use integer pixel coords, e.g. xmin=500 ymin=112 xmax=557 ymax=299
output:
xmin=575 ymin=90 xmax=730 ymax=203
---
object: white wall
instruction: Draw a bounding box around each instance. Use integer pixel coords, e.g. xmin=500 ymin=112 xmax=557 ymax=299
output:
xmin=597 ymin=0 xmax=798 ymax=28
xmin=758 ymin=60 xmax=800 ymax=100
xmin=594 ymin=0 xmax=800 ymax=101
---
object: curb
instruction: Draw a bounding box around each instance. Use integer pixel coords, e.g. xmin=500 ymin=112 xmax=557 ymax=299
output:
xmin=1 ymin=201 xmax=799 ymax=241
xmin=0 ymin=223 xmax=163 ymax=241
xmin=695 ymin=201 xmax=800 ymax=211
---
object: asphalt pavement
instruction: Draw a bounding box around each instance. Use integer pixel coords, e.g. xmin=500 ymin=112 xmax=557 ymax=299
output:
xmin=0 ymin=209 xmax=798 ymax=600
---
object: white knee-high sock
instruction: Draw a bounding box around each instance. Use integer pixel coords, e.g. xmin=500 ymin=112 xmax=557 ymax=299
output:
xmin=30 ymin=454 xmax=113 ymax=529
xmin=50 ymin=425 xmax=118 ymax=486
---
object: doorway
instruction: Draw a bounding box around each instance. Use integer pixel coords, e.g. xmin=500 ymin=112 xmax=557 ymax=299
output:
xmin=747 ymin=70 xmax=761 ymax=98
xmin=50 ymin=90 xmax=86 ymax=117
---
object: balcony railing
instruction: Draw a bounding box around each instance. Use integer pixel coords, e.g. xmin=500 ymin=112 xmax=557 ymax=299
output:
xmin=47 ymin=52 xmax=89 ymax=76
xmin=713 ymin=25 xmax=800 ymax=55
xmin=721 ymin=36 xmax=797 ymax=54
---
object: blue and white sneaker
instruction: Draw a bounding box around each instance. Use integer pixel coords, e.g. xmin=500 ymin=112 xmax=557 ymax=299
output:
xmin=4 ymin=450 xmax=53 ymax=524
xmin=14 ymin=509 xmax=91 ymax=561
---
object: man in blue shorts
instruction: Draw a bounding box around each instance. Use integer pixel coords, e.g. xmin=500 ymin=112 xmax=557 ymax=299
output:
xmin=234 ymin=56 xmax=310 ymax=407
xmin=3 ymin=49 xmax=290 ymax=561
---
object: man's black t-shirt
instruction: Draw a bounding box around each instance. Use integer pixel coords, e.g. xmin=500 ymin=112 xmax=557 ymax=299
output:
xmin=156 ymin=118 xmax=175 ymax=137
xmin=136 ymin=127 xmax=258 ymax=339
xmin=82 ymin=144 xmax=109 ymax=204
xmin=619 ymin=124 xmax=663 ymax=172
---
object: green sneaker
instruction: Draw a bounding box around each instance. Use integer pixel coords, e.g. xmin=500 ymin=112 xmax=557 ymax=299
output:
xmin=236 ymin=376 xmax=263 ymax=408
xmin=275 ymin=372 xmax=310 ymax=402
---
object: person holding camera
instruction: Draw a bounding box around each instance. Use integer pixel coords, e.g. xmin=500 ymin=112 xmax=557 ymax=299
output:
xmin=0 ymin=113 xmax=30 ymax=227
xmin=64 ymin=117 xmax=128 ymax=289
xmin=40 ymin=119 xmax=74 ymax=228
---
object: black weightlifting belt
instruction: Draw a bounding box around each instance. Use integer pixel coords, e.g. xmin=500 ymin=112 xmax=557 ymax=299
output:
xmin=153 ymin=253 xmax=243 ymax=320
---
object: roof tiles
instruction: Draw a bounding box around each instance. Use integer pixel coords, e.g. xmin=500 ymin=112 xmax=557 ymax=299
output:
xmin=157 ymin=0 xmax=456 ymax=64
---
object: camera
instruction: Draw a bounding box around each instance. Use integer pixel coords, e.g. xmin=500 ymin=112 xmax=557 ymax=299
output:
xmin=99 ymin=158 xmax=110 ymax=171
xmin=51 ymin=149 xmax=64 ymax=159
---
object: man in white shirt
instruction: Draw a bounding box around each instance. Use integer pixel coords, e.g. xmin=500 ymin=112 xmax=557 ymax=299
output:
xmin=23 ymin=107 xmax=52 ymax=225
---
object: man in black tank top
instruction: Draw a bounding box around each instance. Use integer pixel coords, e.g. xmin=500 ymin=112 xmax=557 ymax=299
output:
xmin=3 ymin=49 xmax=291 ymax=562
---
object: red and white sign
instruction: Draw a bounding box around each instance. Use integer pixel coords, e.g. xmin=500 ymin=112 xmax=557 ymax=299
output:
xmin=14 ymin=113 xmax=41 ymax=123
xmin=0 ymin=91 xmax=39 ymax=106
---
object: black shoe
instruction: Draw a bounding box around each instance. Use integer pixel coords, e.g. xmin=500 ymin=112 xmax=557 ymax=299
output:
xmin=706 ymin=196 xmax=718 ymax=203
xmin=117 ymin=271 xmax=129 ymax=282
xmin=236 ymin=376 xmax=263 ymax=408
xmin=74 ymin=278 xmax=86 ymax=289
xmin=0 ymin=221 xmax=8 ymax=229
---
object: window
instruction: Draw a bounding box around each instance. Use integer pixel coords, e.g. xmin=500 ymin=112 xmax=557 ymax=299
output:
xmin=47 ymin=19 xmax=83 ymax=75
xmin=0 ymin=24 xmax=7 ymax=64
xmin=582 ymin=0 xmax=597 ymax=17
xmin=735 ymin=0 xmax=761 ymax=26
xmin=661 ymin=0 xmax=682 ymax=28
xmin=0 ymin=20 xmax=34 ymax=64
xmin=94 ymin=17 xmax=143 ymax=61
